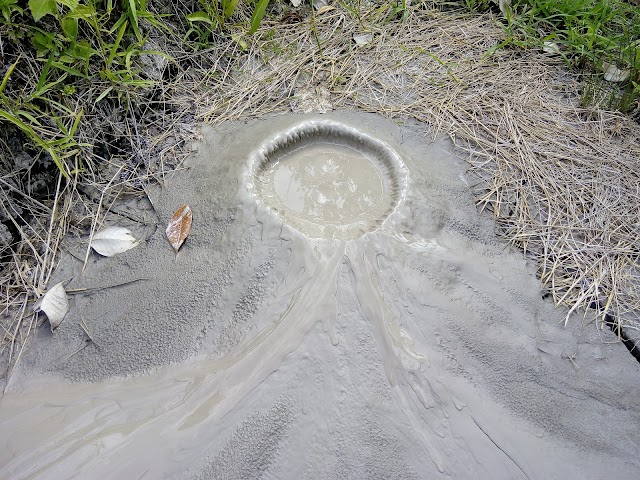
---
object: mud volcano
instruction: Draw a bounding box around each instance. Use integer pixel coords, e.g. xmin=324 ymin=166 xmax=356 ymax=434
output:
xmin=249 ymin=121 xmax=406 ymax=239
xmin=1 ymin=112 xmax=639 ymax=480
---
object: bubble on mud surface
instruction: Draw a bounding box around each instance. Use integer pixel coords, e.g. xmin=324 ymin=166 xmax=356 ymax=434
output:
xmin=248 ymin=121 xmax=407 ymax=240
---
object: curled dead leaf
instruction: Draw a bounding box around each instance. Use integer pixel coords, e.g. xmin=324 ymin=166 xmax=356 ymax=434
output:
xmin=166 ymin=204 xmax=193 ymax=253
xmin=35 ymin=282 xmax=69 ymax=331
xmin=91 ymin=226 xmax=139 ymax=257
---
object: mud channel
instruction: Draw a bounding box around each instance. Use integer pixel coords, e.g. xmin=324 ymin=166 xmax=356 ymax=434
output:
xmin=1 ymin=112 xmax=639 ymax=479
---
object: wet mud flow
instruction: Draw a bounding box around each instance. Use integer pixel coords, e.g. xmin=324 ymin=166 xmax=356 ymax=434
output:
xmin=1 ymin=112 xmax=639 ymax=479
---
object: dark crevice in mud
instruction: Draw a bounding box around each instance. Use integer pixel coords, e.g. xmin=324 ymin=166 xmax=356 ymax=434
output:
xmin=604 ymin=314 xmax=640 ymax=363
xmin=586 ymin=299 xmax=640 ymax=364
xmin=540 ymin=294 xmax=640 ymax=365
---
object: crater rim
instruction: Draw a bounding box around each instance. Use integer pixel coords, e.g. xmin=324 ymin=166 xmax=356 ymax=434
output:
xmin=246 ymin=120 xmax=407 ymax=240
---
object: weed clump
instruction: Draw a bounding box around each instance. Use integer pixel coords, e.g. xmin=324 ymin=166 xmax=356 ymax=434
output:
xmin=459 ymin=0 xmax=640 ymax=112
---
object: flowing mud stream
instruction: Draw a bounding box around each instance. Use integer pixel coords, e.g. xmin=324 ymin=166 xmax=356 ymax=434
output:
xmin=1 ymin=112 xmax=639 ymax=479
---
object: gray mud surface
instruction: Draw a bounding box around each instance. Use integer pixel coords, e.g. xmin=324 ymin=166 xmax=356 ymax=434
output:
xmin=1 ymin=112 xmax=639 ymax=479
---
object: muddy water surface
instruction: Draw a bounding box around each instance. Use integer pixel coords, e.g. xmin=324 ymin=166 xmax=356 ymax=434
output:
xmin=1 ymin=112 xmax=639 ymax=480
xmin=265 ymin=143 xmax=385 ymax=225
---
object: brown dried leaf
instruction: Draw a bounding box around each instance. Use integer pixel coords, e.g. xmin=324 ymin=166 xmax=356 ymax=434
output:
xmin=166 ymin=204 xmax=193 ymax=253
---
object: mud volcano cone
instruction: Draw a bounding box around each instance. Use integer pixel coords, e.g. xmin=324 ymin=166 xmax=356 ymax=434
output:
xmin=2 ymin=112 xmax=639 ymax=480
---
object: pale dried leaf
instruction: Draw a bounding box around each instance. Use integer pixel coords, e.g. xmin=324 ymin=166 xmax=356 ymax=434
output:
xmin=166 ymin=204 xmax=193 ymax=253
xmin=498 ymin=0 xmax=511 ymax=15
xmin=35 ymin=283 xmax=69 ymax=331
xmin=290 ymin=0 xmax=302 ymax=6
xmin=313 ymin=0 xmax=327 ymax=9
xmin=91 ymin=226 xmax=139 ymax=257
xmin=317 ymin=5 xmax=335 ymax=14
xmin=542 ymin=42 xmax=560 ymax=55
xmin=353 ymin=33 xmax=373 ymax=46
xmin=603 ymin=62 xmax=630 ymax=82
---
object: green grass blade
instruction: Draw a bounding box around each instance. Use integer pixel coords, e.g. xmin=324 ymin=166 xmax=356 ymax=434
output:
xmin=0 ymin=108 xmax=68 ymax=178
xmin=16 ymin=110 xmax=42 ymax=126
xmin=223 ymin=0 xmax=239 ymax=19
xmin=106 ymin=13 xmax=127 ymax=35
xmin=0 ymin=57 xmax=20 ymax=96
xmin=107 ymin=20 xmax=128 ymax=68
xmin=94 ymin=86 xmax=113 ymax=104
xmin=249 ymin=0 xmax=270 ymax=34
xmin=46 ymin=148 xmax=70 ymax=179
xmin=0 ymin=109 xmax=35 ymax=135
xmin=139 ymin=12 xmax=173 ymax=33
xmin=69 ymin=109 xmax=83 ymax=136
xmin=186 ymin=11 xmax=213 ymax=25
xmin=50 ymin=61 xmax=86 ymax=78
xmin=127 ymin=0 xmax=142 ymax=42
xmin=35 ymin=54 xmax=55 ymax=92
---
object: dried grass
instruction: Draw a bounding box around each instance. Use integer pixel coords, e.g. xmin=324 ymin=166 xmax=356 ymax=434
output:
xmin=2 ymin=4 xmax=639 ymax=379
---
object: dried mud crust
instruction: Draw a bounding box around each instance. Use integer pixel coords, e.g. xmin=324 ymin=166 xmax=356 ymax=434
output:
xmin=3 ymin=113 xmax=639 ymax=480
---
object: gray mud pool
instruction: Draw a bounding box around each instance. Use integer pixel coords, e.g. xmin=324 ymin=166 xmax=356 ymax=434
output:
xmin=1 ymin=112 xmax=639 ymax=479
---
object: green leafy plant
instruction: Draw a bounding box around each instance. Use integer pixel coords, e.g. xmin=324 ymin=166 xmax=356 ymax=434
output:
xmin=0 ymin=0 xmax=279 ymax=178
xmin=464 ymin=0 xmax=640 ymax=112
xmin=376 ymin=0 xmax=410 ymax=23
xmin=0 ymin=58 xmax=83 ymax=178
xmin=0 ymin=0 xmax=176 ymax=176
xmin=186 ymin=0 xmax=271 ymax=37
xmin=0 ymin=0 xmax=23 ymax=23
xmin=461 ymin=0 xmax=492 ymax=13
xmin=185 ymin=10 xmax=216 ymax=46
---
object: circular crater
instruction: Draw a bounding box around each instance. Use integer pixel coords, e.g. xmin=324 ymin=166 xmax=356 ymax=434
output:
xmin=248 ymin=121 xmax=407 ymax=240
